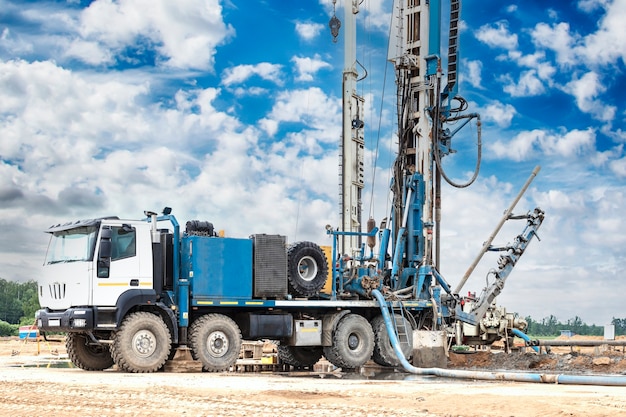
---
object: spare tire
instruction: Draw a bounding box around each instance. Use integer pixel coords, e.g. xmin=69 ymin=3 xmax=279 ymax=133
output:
xmin=287 ymin=241 xmax=328 ymax=297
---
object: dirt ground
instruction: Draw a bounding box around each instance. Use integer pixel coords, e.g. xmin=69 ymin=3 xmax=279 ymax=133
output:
xmin=1 ymin=336 xmax=626 ymax=417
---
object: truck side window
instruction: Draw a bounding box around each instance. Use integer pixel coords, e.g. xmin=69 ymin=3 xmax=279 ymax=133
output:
xmin=111 ymin=226 xmax=136 ymax=261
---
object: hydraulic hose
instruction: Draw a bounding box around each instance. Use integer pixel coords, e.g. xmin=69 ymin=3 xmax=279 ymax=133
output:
xmin=371 ymin=289 xmax=626 ymax=386
xmin=511 ymin=328 xmax=540 ymax=353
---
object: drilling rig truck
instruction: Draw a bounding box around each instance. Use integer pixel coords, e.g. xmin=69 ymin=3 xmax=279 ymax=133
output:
xmin=36 ymin=0 xmax=544 ymax=373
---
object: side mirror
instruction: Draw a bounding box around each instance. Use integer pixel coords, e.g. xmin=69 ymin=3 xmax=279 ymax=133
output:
xmin=98 ymin=228 xmax=112 ymax=278
xmin=99 ymin=239 xmax=112 ymax=259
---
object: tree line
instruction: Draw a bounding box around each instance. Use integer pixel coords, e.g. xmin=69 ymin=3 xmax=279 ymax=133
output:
xmin=525 ymin=315 xmax=625 ymax=337
xmin=0 ymin=278 xmax=40 ymax=336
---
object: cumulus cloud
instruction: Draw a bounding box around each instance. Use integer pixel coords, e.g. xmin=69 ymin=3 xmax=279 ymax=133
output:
xmin=489 ymin=128 xmax=596 ymax=161
xmin=475 ymin=21 xmax=518 ymax=50
xmin=77 ymin=0 xmax=235 ymax=70
xmin=259 ymin=87 xmax=341 ymax=141
xmin=291 ymin=55 xmax=332 ymax=82
xmin=562 ymin=71 xmax=616 ymax=121
xmin=531 ymin=22 xmax=579 ymax=67
xmin=502 ymin=70 xmax=545 ymax=97
xmin=480 ymin=101 xmax=516 ymax=128
xmin=295 ymin=21 xmax=325 ymax=41
xmin=221 ymin=62 xmax=284 ymax=87
xmin=465 ymin=59 xmax=483 ymax=89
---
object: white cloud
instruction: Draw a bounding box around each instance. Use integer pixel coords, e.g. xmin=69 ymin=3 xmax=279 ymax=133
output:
xmin=609 ymin=156 xmax=626 ymax=177
xmin=562 ymin=71 xmax=616 ymax=121
xmin=221 ymin=63 xmax=284 ymax=87
xmin=578 ymin=0 xmax=610 ymax=13
xmin=579 ymin=0 xmax=626 ymax=65
xmin=465 ymin=59 xmax=482 ymax=89
xmin=531 ymin=22 xmax=579 ymax=67
xmin=64 ymin=38 xmax=114 ymax=65
xmin=295 ymin=21 xmax=324 ymax=41
xmin=481 ymin=101 xmax=516 ymax=128
xmin=489 ymin=128 xmax=596 ymax=161
xmin=540 ymin=128 xmax=596 ymax=157
xmin=291 ymin=55 xmax=332 ymax=82
xmin=502 ymin=70 xmax=545 ymax=97
xmin=475 ymin=21 xmax=518 ymax=50
xmin=260 ymin=87 xmax=341 ymax=140
xmin=77 ymin=0 xmax=234 ymax=70
xmin=490 ymin=129 xmax=542 ymax=161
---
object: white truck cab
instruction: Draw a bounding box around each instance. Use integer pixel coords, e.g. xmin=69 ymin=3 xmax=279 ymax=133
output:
xmin=37 ymin=218 xmax=158 ymax=332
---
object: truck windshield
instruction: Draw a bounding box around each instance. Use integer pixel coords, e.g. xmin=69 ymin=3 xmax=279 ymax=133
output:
xmin=45 ymin=226 xmax=99 ymax=264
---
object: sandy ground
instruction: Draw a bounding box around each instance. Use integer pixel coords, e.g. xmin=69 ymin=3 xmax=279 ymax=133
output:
xmin=2 ymin=337 xmax=626 ymax=417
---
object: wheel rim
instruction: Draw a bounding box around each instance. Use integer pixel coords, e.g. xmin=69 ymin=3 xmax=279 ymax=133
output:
xmin=297 ymin=256 xmax=318 ymax=282
xmin=207 ymin=331 xmax=229 ymax=357
xmin=348 ymin=332 xmax=360 ymax=350
xmin=131 ymin=330 xmax=157 ymax=358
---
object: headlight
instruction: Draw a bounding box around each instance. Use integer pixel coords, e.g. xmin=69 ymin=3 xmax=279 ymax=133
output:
xmin=72 ymin=318 xmax=87 ymax=328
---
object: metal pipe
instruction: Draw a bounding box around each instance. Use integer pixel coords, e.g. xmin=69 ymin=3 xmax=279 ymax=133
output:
xmin=372 ymin=289 xmax=626 ymax=386
xmin=453 ymin=165 xmax=541 ymax=295
xmin=530 ymin=339 xmax=626 ymax=347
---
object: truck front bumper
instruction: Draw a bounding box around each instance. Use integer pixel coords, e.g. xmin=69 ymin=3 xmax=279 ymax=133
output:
xmin=36 ymin=308 xmax=96 ymax=332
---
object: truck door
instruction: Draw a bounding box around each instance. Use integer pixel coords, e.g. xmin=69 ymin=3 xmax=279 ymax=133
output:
xmin=92 ymin=225 xmax=142 ymax=306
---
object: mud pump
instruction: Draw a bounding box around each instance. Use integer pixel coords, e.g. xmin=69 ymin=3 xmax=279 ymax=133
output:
xmin=36 ymin=0 xmax=544 ymax=374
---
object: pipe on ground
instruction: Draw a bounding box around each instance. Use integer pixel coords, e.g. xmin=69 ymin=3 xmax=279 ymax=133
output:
xmin=371 ymin=289 xmax=626 ymax=386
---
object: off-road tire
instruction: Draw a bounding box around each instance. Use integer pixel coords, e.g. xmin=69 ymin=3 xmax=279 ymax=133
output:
xmin=323 ymin=314 xmax=374 ymax=370
xmin=287 ymin=241 xmax=328 ymax=297
xmin=111 ymin=311 xmax=171 ymax=373
xmin=371 ymin=314 xmax=413 ymax=367
xmin=66 ymin=333 xmax=114 ymax=371
xmin=277 ymin=345 xmax=324 ymax=368
xmin=189 ymin=314 xmax=242 ymax=372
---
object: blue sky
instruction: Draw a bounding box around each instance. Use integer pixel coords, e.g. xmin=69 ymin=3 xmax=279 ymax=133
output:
xmin=1 ymin=0 xmax=625 ymax=326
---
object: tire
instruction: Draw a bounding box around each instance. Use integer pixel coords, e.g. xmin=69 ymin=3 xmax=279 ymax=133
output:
xmin=323 ymin=314 xmax=374 ymax=370
xmin=111 ymin=311 xmax=171 ymax=373
xmin=277 ymin=345 xmax=323 ymax=368
xmin=287 ymin=241 xmax=328 ymax=297
xmin=371 ymin=314 xmax=413 ymax=367
xmin=66 ymin=333 xmax=114 ymax=371
xmin=189 ymin=314 xmax=242 ymax=372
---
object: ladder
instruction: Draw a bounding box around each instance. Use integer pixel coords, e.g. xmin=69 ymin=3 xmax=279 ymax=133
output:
xmin=447 ymin=0 xmax=460 ymax=94
xmin=393 ymin=306 xmax=411 ymax=350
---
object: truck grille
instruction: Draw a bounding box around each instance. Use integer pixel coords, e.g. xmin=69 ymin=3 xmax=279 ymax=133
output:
xmin=49 ymin=283 xmax=66 ymax=300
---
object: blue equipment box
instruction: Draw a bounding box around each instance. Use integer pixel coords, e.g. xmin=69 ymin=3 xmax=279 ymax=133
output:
xmin=182 ymin=235 xmax=253 ymax=299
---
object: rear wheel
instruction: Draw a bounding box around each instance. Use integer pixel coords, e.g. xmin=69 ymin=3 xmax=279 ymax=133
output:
xmin=189 ymin=314 xmax=242 ymax=372
xmin=277 ymin=345 xmax=323 ymax=368
xmin=287 ymin=241 xmax=328 ymax=297
xmin=371 ymin=314 xmax=413 ymax=367
xmin=111 ymin=312 xmax=171 ymax=373
xmin=323 ymin=314 xmax=374 ymax=370
xmin=66 ymin=333 xmax=114 ymax=371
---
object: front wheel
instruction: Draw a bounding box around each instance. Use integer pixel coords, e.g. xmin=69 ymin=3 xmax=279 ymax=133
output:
xmin=111 ymin=312 xmax=171 ymax=373
xmin=66 ymin=333 xmax=114 ymax=371
xmin=189 ymin=314 xmax=242 ymax=372
xmin=323 ymin=314 xmax=374 ymax=370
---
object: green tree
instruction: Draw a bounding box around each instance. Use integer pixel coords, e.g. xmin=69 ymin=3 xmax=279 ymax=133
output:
xmin=0 ymin=278 xmax=40 ymax=325
xmin=18 ymin=281 xmax=40 ymax=324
